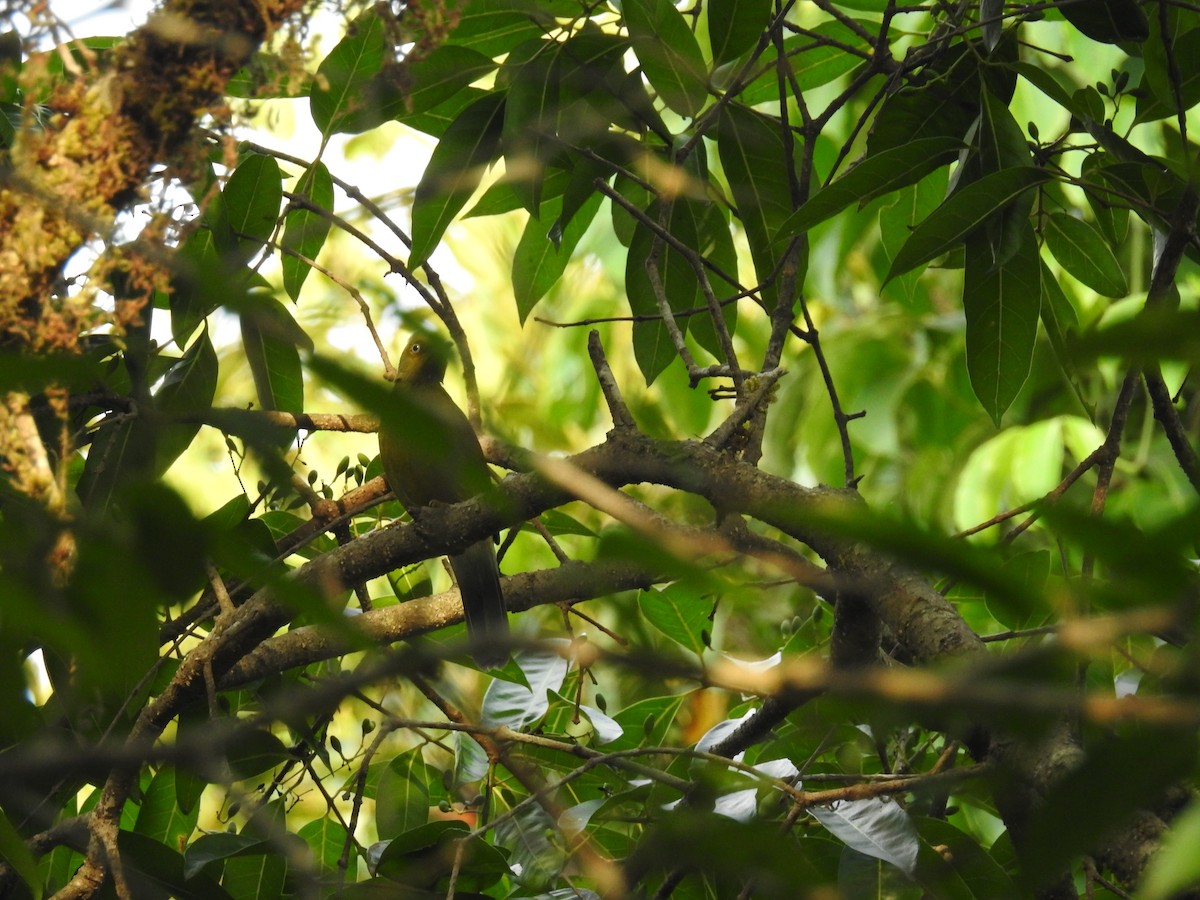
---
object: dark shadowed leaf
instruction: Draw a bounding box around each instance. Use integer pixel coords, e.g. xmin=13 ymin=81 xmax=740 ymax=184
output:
xmin=708 ymin=0 xmax=771 ymax=65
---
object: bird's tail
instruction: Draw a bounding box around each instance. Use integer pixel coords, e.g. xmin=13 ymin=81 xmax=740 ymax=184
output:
xmin=449 ymin=541 xmax=510 ymax=669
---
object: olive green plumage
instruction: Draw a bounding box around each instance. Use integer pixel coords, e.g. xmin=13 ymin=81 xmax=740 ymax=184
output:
xmin=378 ymin=334 xmax=509 ymax=668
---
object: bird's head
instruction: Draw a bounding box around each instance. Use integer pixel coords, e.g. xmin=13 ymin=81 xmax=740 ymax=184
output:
xmin=395 ymin=332 xmax=452 ymax=385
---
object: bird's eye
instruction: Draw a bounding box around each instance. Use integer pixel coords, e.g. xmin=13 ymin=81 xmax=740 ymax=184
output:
xmin=411 ymin=343 xmax=422 ymax=354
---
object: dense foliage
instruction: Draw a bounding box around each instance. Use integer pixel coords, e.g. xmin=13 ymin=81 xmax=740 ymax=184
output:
xmin=2 ymin=0 xmax=1200 ymax=897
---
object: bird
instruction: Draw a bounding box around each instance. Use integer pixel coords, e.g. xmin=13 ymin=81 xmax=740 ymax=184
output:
xmin=377 ymin=332 xmax=510 ymax=668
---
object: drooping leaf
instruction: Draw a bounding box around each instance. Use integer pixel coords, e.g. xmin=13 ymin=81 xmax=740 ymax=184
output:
xmin=117 ymin=831 xmax=235 ymax=900
xmin=410 ymin=91 xmax=506 ymax=268
xmin=1138 ymin=24 xmax=1200 ymax=121
xmin=512 ymin=190 xmax=603 ymax=322
xmin=809 ymin=796 xmax=920 ymax=875
xmin=240 ymin=292 xmax=309 ymax=414
xmin=624 ymin=0 xmax=709 ymax=117
xmin=963 ymin=224 xmax=1041 ymax=425
xmin=626 ymin=199 xmax=701 ymax=384
xmin=717 ymin=104 xmax=798 ymax=306
xmin=281 ymin=161 xmax=334 ymax=300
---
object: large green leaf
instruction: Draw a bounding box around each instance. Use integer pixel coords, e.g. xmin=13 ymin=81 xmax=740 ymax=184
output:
xmin=641 ymin=584 xmax=710 ymax=655
xmin=708 ymin=0 xmax=771 ymax=65
xmin=963 ymin=225 xmax=1041 ymax=425
xmin=410 ymin=91 xmax=506 ymax=268
xmin=309 ymin=10 xmax=388 ymax=134
xmin=885 ymin=167 xmax=1052 ymax=281
xmin=1043 ymin=212 xmax=1127 ymax=297
xmin=624 ymin=0 xmax=709 ymax=117
xmin=281 ymin=161 xmax=333 ymax=301
xmin=135 ymin=769 xmax=198 ymax=850
xmin=512 ymin=190 xmax=603 ymax=322
xmin=397 ymin=45 xmax=497 ymax=119
xmin=626 ymin=199 xmax=702 ymax=384
xmin=217 ymin=152 xmax=281 ymax=262
xmin=866 ymin=47 xmax=979 ymax=156
xmin=375 ymin=749 xmax=432 ymax=840
xmin=446 ymin=0 xmax=561 ymax=56
xmin=717 ymin=104 xmax=796 ymax=303
xmin=240 ymin=292 xmax=309 ymax=414
xmin=776 ymin=137 xmax=962 ymax=238
xmin=117 ymin=831 xmax=234 ymax=900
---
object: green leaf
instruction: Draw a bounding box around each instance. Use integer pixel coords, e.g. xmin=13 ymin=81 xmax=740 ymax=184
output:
xmin=309 ymin=11 xmax=386 ymax=134
xmin=218 ymin=152 xmax=281 ymax=262
xmin=1138 ymin=23 xmax=1200 ymax=121
xmin=375 ymin=750 xmax=433 ymax=840
xmin=1043 ymin=212 xmax=1127 ymax=297
xmin=377 ymin=820 xmax=509 ymax=892
xmin=410 ymin=91 xmax=506 ymax=269
xmin=240 ymin=293 xmax=308 ymax=414
xmin=777 ymin=137 xmax=963 ymax=238
xmin=222 ymin=847 xmax=286 ymax=899
xmin=686 ymin=201 xmax=739 ymax=362
xmin=512 ymin=190 xmax=603 ymax=322
xmin=298 ymin=817 xmax=355 ymax=876
xmin=624 ymin=0 xmax=709 ymax=117
xmin=885 ymin=166 xmax=1051 ymax=282
xmin=182 ymin=833 xmax=271 ymax=879
xmin=708 ymin=0 xmax=771 ymax=65
xmin=717 ymin=105 xmax=797 ymax=303
xmin=117 ymin=831 xmax=234 ymax=900
xmin=446 ymin=0 xmax=558 ymax=56
xmin=1138 ymin=799 xmax=1200 ymax=900
xmin=281 ymin=161 xmax=333 ymax=301
xmin=226 ymin=729 xmax=289 ymax=779
xmin=626 ymin=199 xmax=700 ymax=385
xmin=867 ymin=49 xmax=980 ymax=156
xmin=1038 ymin=259 xmax=1090 ymax=414
xmin=135 ymin=769 xmax=198 ymax=850
xmin=399 ymin=45 xmax=497 ymax=119
xmin=739 ymin=22 xmax=867 ymax=106
xmin=153 ymin=329 xmax=220 ymax=474
xmin=963 ymin=224 xmax=1041 ymax=425
xmin=977 ymin=83 xmax=1031 ymax=172
xmin=0 ymin=805 xmax=41 ymax=900
xmin=641 ymin=584 xmax=710 ymax=655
